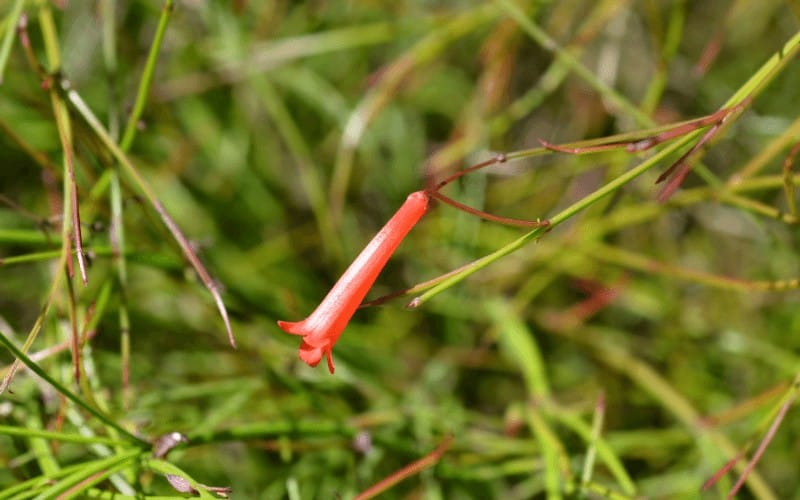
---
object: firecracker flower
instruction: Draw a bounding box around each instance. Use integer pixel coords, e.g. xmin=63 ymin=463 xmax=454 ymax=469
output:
xmin=278 ymin=191 xmax=429 ymax=373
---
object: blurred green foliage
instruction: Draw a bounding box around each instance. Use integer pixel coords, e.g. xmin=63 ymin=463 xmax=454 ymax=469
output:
xmin=2 ymin=0 xmax=800 ymax=498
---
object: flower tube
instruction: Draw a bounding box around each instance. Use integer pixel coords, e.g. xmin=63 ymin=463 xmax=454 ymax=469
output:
xmin=278 ymin=191 xmax=429 ymax=373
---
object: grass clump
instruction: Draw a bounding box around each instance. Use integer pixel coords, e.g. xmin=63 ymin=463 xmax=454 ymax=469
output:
xmin=2 ymin=1 xmax=800 ymax=498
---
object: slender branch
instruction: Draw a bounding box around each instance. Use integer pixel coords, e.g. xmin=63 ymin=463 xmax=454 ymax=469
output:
xmin=119 ymin=0 xmax=174 ymax=151
xmin=429 ymin=191 xmax=549 ymax=228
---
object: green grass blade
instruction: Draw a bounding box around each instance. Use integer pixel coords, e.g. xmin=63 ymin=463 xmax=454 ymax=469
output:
xmin=0 ymin=331 xmax=149 ymax=447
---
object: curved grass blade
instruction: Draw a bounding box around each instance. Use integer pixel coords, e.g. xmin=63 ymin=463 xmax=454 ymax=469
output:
xmin=63 ymin=81 xmax=237 ymax=349
xmin=36 ymin=448 xmax=143 ymax=499
xmin=0 ymin=330 xmax=149 ymax=447
xmin=0 ymin=0 xmax=25 ymax=84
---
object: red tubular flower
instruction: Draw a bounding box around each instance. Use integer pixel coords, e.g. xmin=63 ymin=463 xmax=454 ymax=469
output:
xmin=278 ymin=191 xmax=429 ymax=373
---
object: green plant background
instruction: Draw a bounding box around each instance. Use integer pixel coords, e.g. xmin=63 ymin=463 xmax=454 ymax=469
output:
xmin=2 ymin=1 xmax=800 ymax=498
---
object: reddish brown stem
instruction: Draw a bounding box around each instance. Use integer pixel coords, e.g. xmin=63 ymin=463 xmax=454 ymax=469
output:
xmin=655 ymin=121 xmax=722 ymax=202
xmin=727 ymin=396 xmax=795 ymax=499
xmin=694 ymin=28 xmax=725 ymax=76
xmin=151 ymin=197 xmax=236 ymax=349
xmin=67 ymin=155 xmax=89 ymax=285
xmin=630 ymin=104 xmax=742 ymax=152
xmin=541 ymin=99 xmax=750 ymax=202
xmin=428 ymin=152 xmax=549 ymax=227
xmin=432 ymin=153 xmax=507 ymax=190
xmin=540 ymin=99 xmax=750 ymax=157
xmin=429 ymin=191 xmax=549 ymax=228
xmin=354 ymin=435 xmax=453 ymax=500
xmin=702 ymin=451 xmax=745 ymax=491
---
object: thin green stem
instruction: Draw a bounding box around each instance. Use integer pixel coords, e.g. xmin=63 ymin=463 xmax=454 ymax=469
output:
xmin=487 ymin=299 xmax=549 ymax=399
xmin=526 ymin=407 xmax=570 ymax=498
xmin=37 ymin=448 xmax=144 ymax=499
xmin=587 ymin=242 xmax=800 ymax=292
xmin=0 ymin=0 xmax=25 ymax=83
xmin=38 ymin=4 xmax=60 ymax=72
xmin=495 ymin=0 xmax=654 ymax=128
xmin=111 ymin=172 xmax=133 ymax=409
xmin=26 ymin=412 xmax=60 ymax=476
xmin=187 ymin=419 xmax=356 ymax=444
xmin=638 ymin=1 xmax=685 ymax=116
xmin=547 ymin=399 xmax=635 ymax=496
xmin=40 ymin=5 xmax=89 ymax=285
xmin=99 ymin=0 xmax=135 ymax=409
xmin=580 ymin=393 xmax=606 ymax=493
xmin=0 ymin=424 xmax=125 ymax=446
xmin=0 ymin=331 xmax=149 ymax=447
xmin=119 ymin=0 xmax=174 ymax=151
xmin=490 ymin=0 xmax=628 ymax=136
